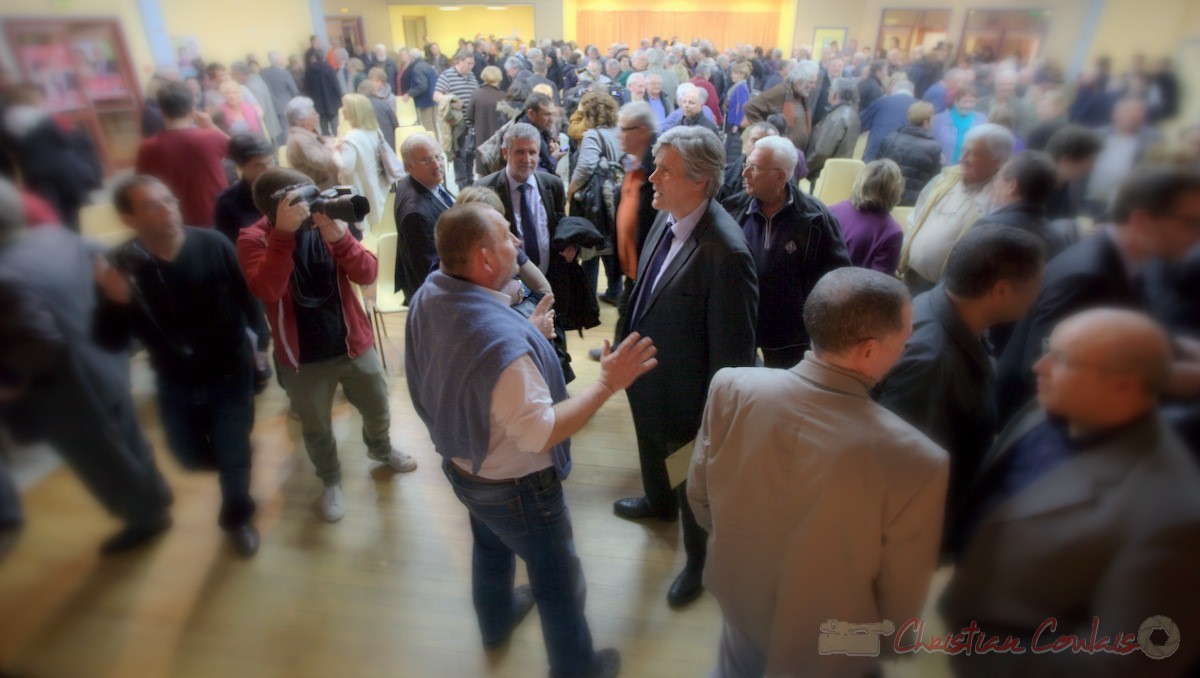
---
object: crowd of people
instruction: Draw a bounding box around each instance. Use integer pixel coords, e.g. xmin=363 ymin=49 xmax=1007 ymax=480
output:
xmin=2 ymin=26 xmax=1200 ymax=678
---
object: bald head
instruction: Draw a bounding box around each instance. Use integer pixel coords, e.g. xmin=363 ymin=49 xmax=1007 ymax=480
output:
xmin=1034 ymin=309 xmax=1171 ymax=432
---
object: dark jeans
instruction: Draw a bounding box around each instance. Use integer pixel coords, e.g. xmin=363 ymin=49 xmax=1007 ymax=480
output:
xmin=761 ymin=344 xmax=806 ymax=369
xmin=583 ymin=253 xmax=622 ymax=298
xmin=156 ymin=364 xmax=256 ymax=530
xmin=443 ymin=461 xmax=597 ymax=678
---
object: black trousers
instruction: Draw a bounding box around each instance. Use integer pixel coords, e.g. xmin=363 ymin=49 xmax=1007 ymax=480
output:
xmin=633 ymin=424 xmax=707 ymax=569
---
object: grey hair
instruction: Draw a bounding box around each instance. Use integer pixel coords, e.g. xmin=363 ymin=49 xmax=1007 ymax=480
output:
xmin=408 ymin=48 xmax=423 ymax=60
xmin=504 ymin=56 xmax=522 ymax=71
xmin=532 ymin=59 xmax=548 ymax=75
xmin=788 ymin=60 xmax=819 ymax=83
xmin=653 ymin=126 xmax=725 ymax=199
xmin=676 ymin=82 xmax=706 ymax=104
xmin=400 ymin=132 xmax=439 ymax=163
xmin=964 ymin=123 xmax=1016 ymax=164
xmin=832 ymin=77 xmax=858 ymax=106
xmin=619 ymin=101 xmax=658 ymax=133
xmin=605 ymin=58 xmax=619 ymax=69
xmin=891 ymin=79 xmax=915 ymax=94
xmin=694 ymin=61 xmax=713 ymax=78
xmin=268 ymin=51 xmax=283 ymax=65
xmin=803 ymin=268 xmax=911 ymax=354
xmin=334 ymin=48 xmax=349 ymax=61
xmin=626 ymin=72 xmax=645 ymax=86
xmin=285 ymin=96 xmax=316 ymax=127
xmin=504 ymin=122 xmax=542 ymax=150
xmin=646 ymin=48 xmax=666 ymax=67
xmin=752 ymin=135 xmax=798 ymax=176
xmin=646 ymin=73 xmax=662 ymax=85
xmin=526 ymin=48 xmax=543 ymax=62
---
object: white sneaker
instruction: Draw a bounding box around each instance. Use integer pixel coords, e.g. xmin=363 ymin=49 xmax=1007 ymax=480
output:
xmin=370 ymin=447 xmax=418 ymax=473
xmin=319 ymin=485 xmax=345 ymax=522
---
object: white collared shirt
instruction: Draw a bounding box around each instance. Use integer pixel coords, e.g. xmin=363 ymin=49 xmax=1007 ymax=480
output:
xmin=506 ymin=168 xmax=551 ymax=272
xmin=649 ymin=199 xmax=707 ymax=293
xmin=451 ymin=285 xmax=556 ymax=480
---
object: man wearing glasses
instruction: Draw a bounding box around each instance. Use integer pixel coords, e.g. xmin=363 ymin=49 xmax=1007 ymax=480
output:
xmin=996 ymin=166 xmax=1200 ymax=427
xmin=721 ymin=135 xmax=850 ymax=368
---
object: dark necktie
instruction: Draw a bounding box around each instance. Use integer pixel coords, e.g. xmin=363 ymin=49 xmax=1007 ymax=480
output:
xmin=517 ymin=183 xmax=540 ymax=267
xmin=436 ymin=186 xmax=455 ymax=209
xmin=629 ymin=224 xmax=675 ymax=327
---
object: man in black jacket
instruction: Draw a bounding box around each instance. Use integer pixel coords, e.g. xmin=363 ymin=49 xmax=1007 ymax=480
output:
xmin=96 ymin=175 xmax=261 ymax=557
xmin=395 ymin=133 xmax=454 ymax=300
xmin=721 ymin=135 xmax=850 ymax=367
xmin=996 ymin=166 xmax=1200 ymax=426
xmin=615 ymin=127 xmax=758 ymax=608
xmin=876 ymin=225 xmax=1045 ymax=550
xmin=975 ymin=150 xmax=1070 ymax=258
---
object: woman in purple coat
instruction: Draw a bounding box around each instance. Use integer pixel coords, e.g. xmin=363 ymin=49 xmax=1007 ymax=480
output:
xmin=827 ymin=159 xmax=905 ymax=274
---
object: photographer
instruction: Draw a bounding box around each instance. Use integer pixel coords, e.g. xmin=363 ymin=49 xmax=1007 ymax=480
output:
xmin=237 ymin=168 xmax=416 ymax=523
xmin=94 ymin=175 xmax=261 ymax=557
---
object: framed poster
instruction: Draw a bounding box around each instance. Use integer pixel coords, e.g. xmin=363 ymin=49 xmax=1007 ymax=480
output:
xmin=813 ymin=27 xmax=848 ymax=60
xmin=70 ymin=37 xmax=128 ymax=100
xmin=19 ymin=44 xmax=83 ymax=111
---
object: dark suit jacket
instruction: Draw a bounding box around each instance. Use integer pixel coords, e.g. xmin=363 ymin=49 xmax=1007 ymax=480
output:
xmin=995 ymin=232 xmax=1142 ymax=426
xmin=974 ymin=201 xmax=1069 ymax=259
xmin=394 ymin=175 xmax=450 ymax=299
xmin=626 ymin=199 xmax=759 ymax=451
xmin=478 ymin=168 xmax=565 ymax=272
xmin=943 ymin=405 xmax=1200 ymax=677
xmin=876 ymin=284 xmax=994 ymax=529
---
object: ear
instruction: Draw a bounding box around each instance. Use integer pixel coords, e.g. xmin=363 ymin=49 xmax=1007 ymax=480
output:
xmin=991 ymin=278 xmax=1014 ymax=301
xmin=500 ymin=146 xmax=509 ymax=161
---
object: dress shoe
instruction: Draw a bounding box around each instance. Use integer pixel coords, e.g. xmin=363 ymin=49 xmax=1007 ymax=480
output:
xmin=666 ymin=566 xmax=705 ymax=608
xmin=587 ymin=648 xmax=621 ymax=678
xmin=598 ymin=293 xmax=618 ymax=306
xmin=484 ymin=584 xmax=536 ymax=648
xmin=613 ymin=496 xmax=676 ymax=523
xmin=100 ymin=515 xmax=172 ymax=556
xmin=228 ymin=524 xmax=260 ymax=558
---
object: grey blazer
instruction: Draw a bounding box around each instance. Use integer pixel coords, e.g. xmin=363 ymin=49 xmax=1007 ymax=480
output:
xmin=625 ymin=198 xmax=758 ymax=450
xmin=941 ymin=404 xmax=1200 ymax=677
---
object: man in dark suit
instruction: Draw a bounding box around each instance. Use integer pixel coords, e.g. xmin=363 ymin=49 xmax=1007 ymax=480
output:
xmin=0 ymin=179 xmax=173 ymax=555
xmin=945 ymin=309 xmax=1200 ymax=677
xmin=395 ymin=133 xmax=455 ymax=300
xmin=876 ymin=225 xmax=1046 ymax=546
xmin=614 ymin=126 xmax=758 ymax=608
xmin=996 ymin=167 xmax=1200 ymax=426
xmin=976 ymin=150 xmax=1071 ymax=258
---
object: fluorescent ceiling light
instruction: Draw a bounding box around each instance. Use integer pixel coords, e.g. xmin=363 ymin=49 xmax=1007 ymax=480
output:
xmin=439 ymin=6 xmax=463 ymax=10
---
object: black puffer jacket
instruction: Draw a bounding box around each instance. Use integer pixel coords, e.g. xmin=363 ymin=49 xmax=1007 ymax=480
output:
xmin=878 ymin=124 xmax=944 ymax=206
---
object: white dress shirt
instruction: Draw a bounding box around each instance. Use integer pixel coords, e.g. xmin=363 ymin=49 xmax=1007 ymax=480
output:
xmin=648 ymin=199 xmax=707 ymax=293
xmin=506 ymin=168 xmax=551 ymax=272
xmin=451 ymin=285 xmax=557 ymax=480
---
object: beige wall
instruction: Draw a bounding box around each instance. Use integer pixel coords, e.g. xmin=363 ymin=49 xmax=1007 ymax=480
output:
xmin=386 ymin=5 xmax=537 ymax=54
xmin=1 ymin=0 xmax=155 ymax=83
xmin=324 ymin=0 xmax=394 ymax=52
xmin=163 ymin=0 xmax=312 ymax=70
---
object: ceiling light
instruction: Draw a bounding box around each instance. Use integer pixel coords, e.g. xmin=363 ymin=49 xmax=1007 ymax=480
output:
xmin=439 ymin=6 xmax=463 ymax=10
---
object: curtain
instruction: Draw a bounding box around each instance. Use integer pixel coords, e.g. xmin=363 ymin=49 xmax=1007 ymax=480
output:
xmin=576 ymin=11 xmax=778 ymax=52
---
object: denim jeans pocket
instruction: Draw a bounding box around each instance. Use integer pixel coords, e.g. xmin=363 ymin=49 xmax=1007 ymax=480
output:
xmin=455 ymin=488 xmax=529 ymax=541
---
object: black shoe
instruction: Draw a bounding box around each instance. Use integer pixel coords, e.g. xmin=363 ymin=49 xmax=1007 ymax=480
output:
xmin=666 ymin=566 xmax=704 ymax=608
xmin=588 ymin=348 xmax=603 ymax=362
xmin=484 ymin=584 xmax=535 ymax=649
xmin=100 ymin=516 xmax=172 ymax=556
xmin=588 ymin=648 xmax=621 ymax=678
xmin=599 ymin=294 xmax=618 ymax=306
xmin=613 ymin=496 xmax=676 ymax=523
xmin=228 ymin=524 xmax=260 ymax=558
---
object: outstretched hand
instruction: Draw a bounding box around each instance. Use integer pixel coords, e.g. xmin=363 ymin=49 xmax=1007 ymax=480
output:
xmin=529 ymin=293 xmax=556 ymax=339
xmin=598 ymin=332 xmax=658 ymax=392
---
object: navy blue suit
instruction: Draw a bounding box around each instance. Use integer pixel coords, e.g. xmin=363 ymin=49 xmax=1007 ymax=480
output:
xmin=860 ymin=92 xmax=917 ymax=162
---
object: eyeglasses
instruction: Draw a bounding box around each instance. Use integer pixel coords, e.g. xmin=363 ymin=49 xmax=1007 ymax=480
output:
xmin=620 ymin=125 xmax=645 ymax=132
xmin=742 ymin=164 xmax=784 ymax=175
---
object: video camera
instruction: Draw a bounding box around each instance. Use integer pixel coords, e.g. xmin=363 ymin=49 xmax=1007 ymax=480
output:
xmin=277 ymin=185 xmax=371 ymax=230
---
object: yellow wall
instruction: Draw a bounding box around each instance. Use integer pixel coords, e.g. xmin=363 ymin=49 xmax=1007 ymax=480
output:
xmin=163 ymin=0 xmax=312 ymax=70
xmin=386 ymin=5 xmax=537 ymax=53
xmin=323 ymin=0 xmax=394 ymax=51
xmin=1086 ymin=0 xmax=1199 ymax=71
xmin=571 ymin=0 xmax=795 ymax=52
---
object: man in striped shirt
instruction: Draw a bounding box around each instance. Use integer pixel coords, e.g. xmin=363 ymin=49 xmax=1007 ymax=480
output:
xmin=435 ymin=50 xmax=479 ymax=104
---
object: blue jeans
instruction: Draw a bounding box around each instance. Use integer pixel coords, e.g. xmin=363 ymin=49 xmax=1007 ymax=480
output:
xmin=156 ymin=364 xmax=256 ymax=530
xmin=443 ymin=460 xmax=596 ymax=677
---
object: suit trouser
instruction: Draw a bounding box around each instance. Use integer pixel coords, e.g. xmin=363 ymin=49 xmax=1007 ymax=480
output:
xmin=44 ymin=393 xmax=172 ymax=528
xmin=278 ymin=348 xmax=392 ymax=487
xmin=612 ymin=278 xmax=636 ymax=344
xmin=632 ymin=422 xmax=707 ymax=568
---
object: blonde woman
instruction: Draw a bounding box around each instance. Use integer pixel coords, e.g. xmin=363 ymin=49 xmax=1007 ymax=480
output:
xmin=217 ymin=80 xmax=263 ymax=136
xmin=333 ymin=93 xmax=389 ymax=236
xmin=826 ymin=159 xmax=906 ymax=273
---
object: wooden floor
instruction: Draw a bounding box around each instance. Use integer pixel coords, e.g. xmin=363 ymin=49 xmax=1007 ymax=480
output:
xmin=0 ymin=290 xmax=954 ymax=678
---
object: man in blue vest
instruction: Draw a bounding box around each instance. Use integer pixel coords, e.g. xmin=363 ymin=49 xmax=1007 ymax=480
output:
xmin=405 ymin=202 xmax=657 ymax=678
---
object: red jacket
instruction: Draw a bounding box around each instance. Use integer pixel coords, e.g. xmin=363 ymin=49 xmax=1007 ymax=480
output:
xmin=237 ymin=217 xmax=377 ymax=371
xmin=691 ymin=76 xmax=723 ymax=127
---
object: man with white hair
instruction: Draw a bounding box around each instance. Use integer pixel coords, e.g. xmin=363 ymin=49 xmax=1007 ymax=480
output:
xmin=689 ymin=61 xmax=723 ymax=126
xmin=643 ymin=48 xmax=679 ymax=103
xmin=898 ymin=123 xmax=1014 ymax=294
xmin=661 ymin=83 xmax=717 ymax=133
xmin=365 ymin=44 xmax=398 ymax=93
xmin=622 ymin=72 xmax=648 ymax=104
xmin=807 ymin=76 xmax=861 ymax=180
xmin=260 ymin=51 xmax=299 ymax=143
xmin=976 ymin=69 xmax=1034 ymax=137
xmin=721 ymin=134 xmax=851 ymax=367
xmin=614 ymin=126 xmax=758 ymax=609
xmin=744 ymin=60 xmax=820 ymax=155
xmin=394 ymin=133 xmax=453 ymax=299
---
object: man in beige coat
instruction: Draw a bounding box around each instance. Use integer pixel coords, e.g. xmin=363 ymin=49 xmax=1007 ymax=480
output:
xmin=688 ymin=267 xmax=949 ymax=677
xmin=943 ymin=309 xmax=1200 ymax=677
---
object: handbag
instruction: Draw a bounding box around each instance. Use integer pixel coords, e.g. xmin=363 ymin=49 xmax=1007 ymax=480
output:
xmin=376 ymin=130 xmax=405 ymax=185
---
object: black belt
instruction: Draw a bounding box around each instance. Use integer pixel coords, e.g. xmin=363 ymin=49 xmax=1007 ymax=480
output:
xmin=447 ymin=460 xmax=557 ymax=486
